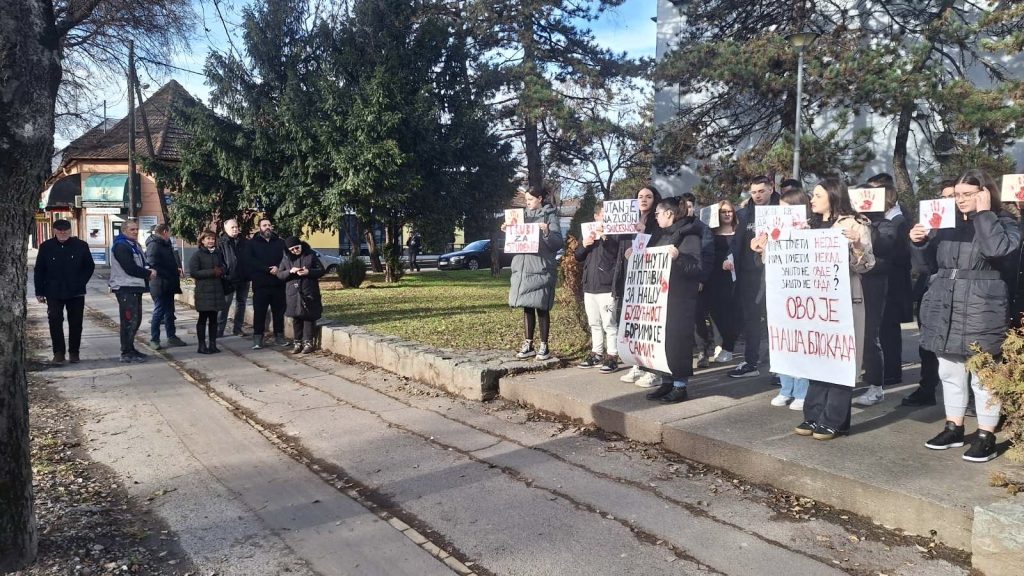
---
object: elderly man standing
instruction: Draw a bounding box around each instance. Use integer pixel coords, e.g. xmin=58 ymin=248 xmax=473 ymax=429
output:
xmin=34 ymin=219 xmax=94 ymax=363
xmin=217 ymin=218 xmax=250 ymax=338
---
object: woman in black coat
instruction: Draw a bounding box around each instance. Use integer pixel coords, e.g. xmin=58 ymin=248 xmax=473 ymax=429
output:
xmin=912 ymin=169 xmax=1020 ymax=463
xmin=188 ymin=231 xmax=227 ymax=354
xmin=277 ymin=238 xmax=326 ymax=353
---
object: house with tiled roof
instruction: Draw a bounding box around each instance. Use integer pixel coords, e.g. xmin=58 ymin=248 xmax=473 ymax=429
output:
xmin=36 ymin=80 xmax=194 ymax=262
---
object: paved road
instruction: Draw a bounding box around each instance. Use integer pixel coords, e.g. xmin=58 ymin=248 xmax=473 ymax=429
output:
xmin=28 ymin=283 xmax=970 ymax=576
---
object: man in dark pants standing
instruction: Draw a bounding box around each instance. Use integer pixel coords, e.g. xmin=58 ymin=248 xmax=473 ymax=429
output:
xmin=109 ymin=220 xmax=156 ymax=363
xmin=34 ymin=219 xmax=94 ymax=363
xmin=406 ymin=231 xmax=422 ymax=272
xmin=244 ymin=217 xmax=289 ymax=349
xmin=145 ymin=223 xmax=187 ymax=349
xmin=727 ymin=176 xmax=778 ymax=378
xmin=217 ymin=218 xmax=249 ymax=337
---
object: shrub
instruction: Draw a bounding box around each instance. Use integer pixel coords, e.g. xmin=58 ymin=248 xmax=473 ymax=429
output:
xmin=381 ymin=243 xmax=405 ymax=283
xmin=967 ymin=326 xmax=1024 ymax=462
xmin=556 ymin=234 xmax=588 ymax=335
xmin=337 ymin=257 xmax=368 ymax=288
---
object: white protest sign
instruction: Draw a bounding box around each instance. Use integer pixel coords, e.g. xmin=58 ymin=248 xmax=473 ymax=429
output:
xmin=504 ymin=223 xmax=541 ymax=253
xmin=581 ymin=221 xmax=602 ymax=241
xmin=602 ymin=199 xmax=641 ymax=235
xmin=616 ymin=246 xmax=673 ymax=374
xmin=919 ymin=198 xmax=955 ymax=230
xmin=504 ymin=209 xmax=524 ymax=227
xmin=755 ymin=205 xmax=808 ymax=241
xmin=765 ymin=228 xmax=857 ymax=386
xmin=1001 ymin=174 xmax=1024 ymax=203
xmin=699 ymin=205 xmax=721 ymax=228
xmin=631 ymin=233 xmax=652 ymax=255
xmin=849 ymin=187 xmax=885 ymax=213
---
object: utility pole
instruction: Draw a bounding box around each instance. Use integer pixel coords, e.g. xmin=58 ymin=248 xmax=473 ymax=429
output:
xmin=127 ymin=40 xmax=137 ymax=219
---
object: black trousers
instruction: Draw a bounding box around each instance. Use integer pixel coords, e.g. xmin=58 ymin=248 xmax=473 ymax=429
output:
xmin=738 ymin=271 xmax=766 ymax=366
xmin=804 ymin=381 xmax=853 ymax=431
xmin=695 ymin=278 xmax=738 ymax=353
xmin=292 ymin=317 xmax=316 ymax=342
xmin=115 ymin=291 xmax=143 ymax=355
xmin=252 ymin=286 xmax=286 ymax=337
xmin=861 ymin=275 xmax=888 ymax=387
xmin=879 ymin=305 xmax=904 ymax=385
xmin=197 ymin=311 xmax=218 ymax=343
xmin=47 ymin=296 xmax=85 ymax=355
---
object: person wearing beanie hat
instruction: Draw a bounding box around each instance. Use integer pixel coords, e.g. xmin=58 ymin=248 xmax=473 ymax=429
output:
xmin=35 ymin=219 xmax=94 ymax=363
xmin=276 ymin=238 xmax=325 ymax=354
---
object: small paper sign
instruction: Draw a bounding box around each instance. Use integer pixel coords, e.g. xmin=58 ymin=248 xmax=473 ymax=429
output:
xmin=849 ymin=187 xmax=885 ymax=213
xmin=602 ymin=199 xmax=641 ymax=235
xmin=699 ymin=205 xmax=721 ymax=228
xmin=631 ymin=233 xmax=652 ymax=255
xmin=504 ymin=209 xmax=525 ymax=227
xmin=581 ymin=221 xmax=603 ymax=240
xmin=755 ymin=205 xmax=808 ymax=241
xmin=504 ymin=223 xmax=541 ymax=253
xmin=919 ymin=198 xmax=955 ymax=230
xmin=1001 ymin=174 xmax=1024 ymax=203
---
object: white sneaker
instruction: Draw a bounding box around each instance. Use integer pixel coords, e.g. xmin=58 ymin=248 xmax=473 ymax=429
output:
xmin=634 ymin=371 xmax=660 ymax=388
xmin=853 ymin=385 xmax=884 ymax=407
xmin=712 ymin=349 xmax=734 ymax=363
xmin=789 ymin=398 xmax=805 ymax=411
xmin=770 ymin=394 xmax=792 ymax=407
xmin=620 ymin=365 xmax=642 ymax=383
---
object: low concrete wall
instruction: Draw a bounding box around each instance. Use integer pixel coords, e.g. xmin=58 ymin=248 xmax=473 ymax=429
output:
xmin=973 ymin=501 xmax=1024 ymax=576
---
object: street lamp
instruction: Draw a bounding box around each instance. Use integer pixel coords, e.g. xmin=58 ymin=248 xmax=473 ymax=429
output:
xmin=787 ymin=31 xmax=819 ymax=180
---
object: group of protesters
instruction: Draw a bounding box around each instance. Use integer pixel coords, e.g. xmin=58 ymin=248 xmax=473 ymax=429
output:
xmin=504 ymin=169 xmax=1022 ymax=463
xmin=34 ymin=216 xmax=327 ymax=366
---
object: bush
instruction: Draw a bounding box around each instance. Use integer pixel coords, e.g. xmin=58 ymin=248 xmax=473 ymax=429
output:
xmin=967 ymin=326 xmax=1024 ymax=462
xmin=337 ymin=257 xmax=368 ymax=288
xmin=381 ymin=243 xmax=405 ymax=283
xmin=556 ymin=234 xmax=589 ymax=335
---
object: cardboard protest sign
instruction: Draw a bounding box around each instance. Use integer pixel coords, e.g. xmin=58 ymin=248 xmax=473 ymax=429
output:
xmin=849 ymin=187 xmax=885 ymax=213
xmin=1001 ymin=174 xmax=1024 ymax=203
xmin=755 ymin=205 xmax=808 ymax=241
xmin=631 ymin=233 xmax=652 ymax=255
xmin=765 ymin=228 xmax=857 ymax=386
xmin=699 ymin=205 xmax=721 ymax=228
xmin=602 ymin=199 xmax=641 ymax=235
xmin=581 ymin=221 xmax=603 ymax=241
xmin=504 ymin=209 xmax=524 ymax=227
xmin=616 ymin=246 xmax=673 ymax=374
xmin=919 ymin=198 xmax=955 ymax=230
xmin=504 ymin=223 xmax=541 ymax=253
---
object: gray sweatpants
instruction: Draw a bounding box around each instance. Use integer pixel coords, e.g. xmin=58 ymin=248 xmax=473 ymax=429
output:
xmin=938 ymin=354 xmax=1001 ymax=428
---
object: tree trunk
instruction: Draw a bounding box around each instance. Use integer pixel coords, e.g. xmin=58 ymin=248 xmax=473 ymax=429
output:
xmin=892 ymin=103 xmax=915 ymax=199
xmin=0 ymin=0 xmax=57 ymax=569
xmin=519 ymin=19 xmax=544 ymax=193
xmin=364 ymin=227 xmax=382 ymax=273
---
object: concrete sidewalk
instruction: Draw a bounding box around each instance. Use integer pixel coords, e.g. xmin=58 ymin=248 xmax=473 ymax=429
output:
xmin=501 ymin=336 xmax=1022 ymax=556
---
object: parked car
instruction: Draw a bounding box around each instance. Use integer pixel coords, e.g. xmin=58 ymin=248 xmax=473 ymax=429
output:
xmin=437 ymin=240 xmax=513 ymax=271
xmin=313 ymin=250 xmax=342 ymax=275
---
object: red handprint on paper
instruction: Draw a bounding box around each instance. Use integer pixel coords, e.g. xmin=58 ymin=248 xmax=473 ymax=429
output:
xmin=859 ymin=199 xmax=873 ymax=211
xmin=660 ymin=275 xmax=670 ymax=293
xmin=929 ymin=205 xmax=946 ymax=229
xmin=1016 ymin=186 xmax=1024 ymax=201
xmin=770 ymin=227 xmax=781 ymax=241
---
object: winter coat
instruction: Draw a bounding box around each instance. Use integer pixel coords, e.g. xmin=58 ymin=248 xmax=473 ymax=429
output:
xmin=217 ymin=233 xmax=248 ymax=286
xmin=817 ymin=214 xmax=875 ymax=377
xmin=188 ymin=248 xmax=227 ymax=312
xmin=244 ymin=232 xmax=287 ymax=289
xmin=34 ymin=236 xmax=94 ymax=300
xmin=647 ymin=217 xmax=704 ymax=379
xmin=508 ymin=204 xmax=564 ymax=310
xmin=575 ymin=233 xmax=621 ymax=295
xmin=694 ymin=218 xmax=716 ymax=285
xmin=109 ymin=234 xmax=150 ymax=293
xmin=145 ymin=234 xmax=181 ymax=300
xmin=913 ymin=210 xmax=1021 ymax=357
xmin=276 ymin=244 xmax=326 ymax=320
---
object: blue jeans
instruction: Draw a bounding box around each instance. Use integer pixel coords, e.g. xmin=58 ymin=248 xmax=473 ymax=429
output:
xmin=150 ymin=294 xmax=177 ymax=341
xmin=780 ymin=374 xmax=809 ymax=400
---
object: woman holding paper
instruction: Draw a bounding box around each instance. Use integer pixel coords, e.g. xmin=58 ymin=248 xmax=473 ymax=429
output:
xmin=505 ymin=187 xmax=564 ymax=361
xmin=911 ymin=169 xmax=1020 ymax=462
xmin=795 ymin=178 xmax=875 ymax=441
xmin=703 ymin=200 xmax=740 ymax=364
xmin=620 ymin=185 xmax=664 ymax=386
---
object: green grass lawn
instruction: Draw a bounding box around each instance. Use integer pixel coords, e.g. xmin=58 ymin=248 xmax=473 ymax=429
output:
xmin=320 ymin=270 xmax=589 ymax=357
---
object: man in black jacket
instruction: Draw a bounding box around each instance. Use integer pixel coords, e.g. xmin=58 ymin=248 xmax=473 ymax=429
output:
xmin=145 ymin=223 xmax=187 ymax=350
xmin=34 ymin=219 xmax=95 ymax=363
xmin=217 ymin=218 xmax=249 ymax=338
xmin=243 ymin=217 xmax=288 ymax=349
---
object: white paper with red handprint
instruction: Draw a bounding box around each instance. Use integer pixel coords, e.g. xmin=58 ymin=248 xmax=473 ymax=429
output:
xmin=919 ymin=198 xmax=955 ymax=230
xmin=631 ymin=233 xmax=651 ymax=255
xmin=849 ymin=187 xmax=885 ymax=213
xmin=581 ymin=221 xmax=602 ymax=241
xmin=1000 ymin=174 xmax=1024 ymax=203
xmin=755 ymin=205 xmax=808 ymax=241
xmin=504 ymin=209 xmax=524 ymax=227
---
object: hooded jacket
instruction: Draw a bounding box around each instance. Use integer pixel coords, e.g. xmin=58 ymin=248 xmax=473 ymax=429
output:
xmin=574 ymin=232 xmax=621 ymax=295
xmin=508 ymin=204 xmax=565 ymax=310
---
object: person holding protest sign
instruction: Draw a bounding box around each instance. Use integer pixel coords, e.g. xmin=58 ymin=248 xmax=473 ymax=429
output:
xmin=620 ymin=185 xmax=664 ymax=386
xmin=575 ymin=204 xmax=622 ymax=372
xmin=682 ymin=192 xmax=718 ymax=369
xmin=701 ymin=200 xmax=740 ymax=365
xmin=795 ymin=179 xmax=875 ymax=440
xmin=913 ymin=169 xmax=1020 ymax=462
xmin=505 ymin=187 xmax=564 ymax=361
xmin=632 ymin=198 xmax=704 ymax=404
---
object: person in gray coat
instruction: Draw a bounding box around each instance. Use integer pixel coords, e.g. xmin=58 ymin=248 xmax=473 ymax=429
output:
xmin=503 ymin=187 xmax=564 ymax=361
xmin=913 ymin=169 xmax=1021 ymax=463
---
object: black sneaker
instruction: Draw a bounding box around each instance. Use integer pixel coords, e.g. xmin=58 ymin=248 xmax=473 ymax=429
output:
xmin=599 ymin=356 xmax=619 ymax=373
xmin=577 ymin=353 xmax=601 ymax=368
xmin=900 ymin=387 xmax=937 ymax=407
xmin=660 ymin=387 xmax=689 ymax=404
xmin=794 ymin=421 xmax=816 ymax=436
xmin=515 ymin=340 xmax=535 ymax=359
xmin=925 ymin=421 xmax=965 ymax=450
xmin=963 ymin=431 xmax=998 ymax=462
xmin=535 ymin=342 xmax=551 ymax=361
xmin=646 ymin=382 xmax=674 ymax=400
xmin=812 ymin=424 xmax=840 ymax=441
xmin=728 ymin=362 xmax=760 ymax=378
xmin=119 ymin=354 xmax=134 ymax=364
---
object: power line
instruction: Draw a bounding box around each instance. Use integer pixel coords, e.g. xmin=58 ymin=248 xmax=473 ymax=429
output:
xmin=136 ymin=56 xmax=206 ymax=76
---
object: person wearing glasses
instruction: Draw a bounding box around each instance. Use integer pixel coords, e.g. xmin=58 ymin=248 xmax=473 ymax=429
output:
xmin=913 ymin=169 xmax=1019 ymax=462
xmin=699 ymin=199 xmax=740 ymax=365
